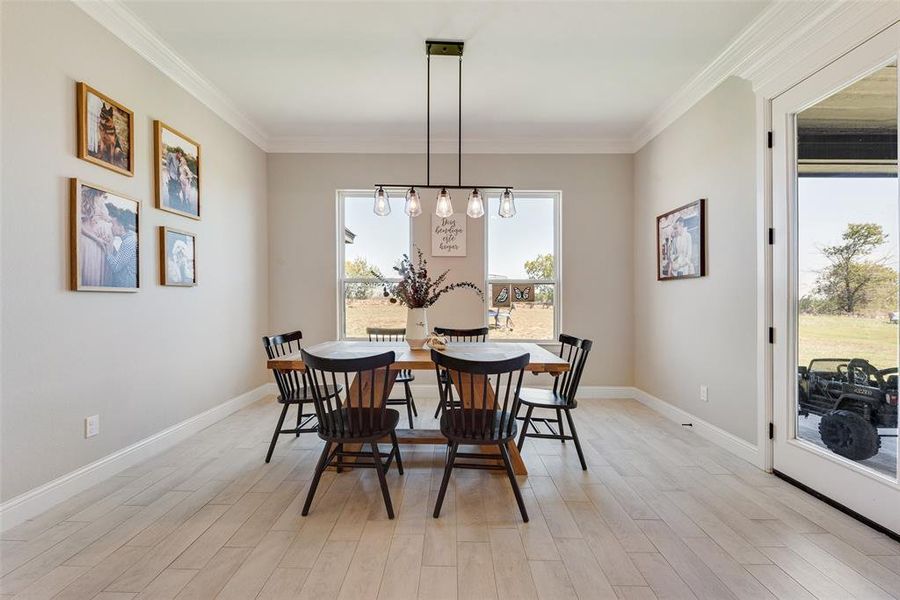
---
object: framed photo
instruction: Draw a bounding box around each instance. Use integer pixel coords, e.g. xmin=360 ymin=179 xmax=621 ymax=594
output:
xmin=70 ymin=179 xmax=140 ymax=292
xmin=491 ymin=284 xmax=511 ymax=307
xmin=160 ymin=227 xmax=197 ymax=286
xmin=155 ymin=121 xmax=201 ymax=219
xmin=657 ymin=198 xmax=706 ymax=280
xmin=76 ymin=82 xmax=134 ymax=176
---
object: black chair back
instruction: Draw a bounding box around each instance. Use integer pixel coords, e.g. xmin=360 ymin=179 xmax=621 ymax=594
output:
xmin=433 ymin=327 xmax=489 ymax=342
xmin=432 ymin=349 xmax=528 ymax=441
xmin=554 ymin=334 xmax=593 ymax=406
xmin=367 ymin=327 xmax=406 ymax=342
xmin=301 ymin=349 xmax=396 ymax=439
xmin=263 ymin=330 xmax=307 ymax=400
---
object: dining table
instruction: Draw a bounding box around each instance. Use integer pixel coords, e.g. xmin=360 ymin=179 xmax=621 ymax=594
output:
xmin=266 ymin=340 xmax=570 ymax=475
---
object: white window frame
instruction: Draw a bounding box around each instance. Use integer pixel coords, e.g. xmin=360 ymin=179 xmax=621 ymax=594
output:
xmin=483 ymin=190 xmax=562 ymax=344
xmin=336 ymin=189 xmax=413 ymax=340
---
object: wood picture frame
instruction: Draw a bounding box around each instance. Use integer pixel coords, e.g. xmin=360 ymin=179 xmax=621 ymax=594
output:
xmin=155 ymin=121 xmax=201 ymax=220
xmin=76 ymin=82 xmax=134 ymax=176
xmin=159 ymin=226 xmax=197 ymax=286
xmin=70 ymin=178 xmax=140 ymax=292
xmin=657 ymin=198 xmax=706 ymax=281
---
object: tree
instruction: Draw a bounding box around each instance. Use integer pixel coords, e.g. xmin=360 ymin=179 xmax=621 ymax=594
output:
xmin=524 ymin=253 xmax=554 ymax=304
xmin=344 ymin=257 xmax=383 ymax=300
xmin=811 ymin=223 xmax=894 ymax=314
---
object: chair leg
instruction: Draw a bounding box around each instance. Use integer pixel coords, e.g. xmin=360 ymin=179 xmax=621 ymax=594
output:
xmin=433 ymin=442 xmax=458 ymax=518
xmin=302 ymin=441 xmax=332 ymax=516
xmin=296 ymin=404 xmax=303 ymax=437
xmin=563 ymin=408 xmax=587 ymax=471
xmin=499 ymin=442 xmax=529 ymax=523
xmin=405 ymin=392 xmax=414 ymax=429
xmin=556 ymin=408 xmax=565 ymax=443
xmin=265 ymin=403 xmax=289 ymax=463
xmin=370 ymin=442 xmax=394 ymax=519
xmin=336 ymin=443 xmax=344 ymax=473
xmin=390 ymin=430 xmax=404 ymax=475
xmin=406 ymin=382 xmax=418 ymax=417
xmin=517 ymin=405 xmax=534 ymax=451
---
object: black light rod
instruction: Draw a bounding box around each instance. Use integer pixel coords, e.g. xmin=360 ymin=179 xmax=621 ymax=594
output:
xmin=376 ymin=184 xmax=513 ymax=190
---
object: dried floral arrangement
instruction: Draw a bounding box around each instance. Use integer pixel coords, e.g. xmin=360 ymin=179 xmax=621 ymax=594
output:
xmin=375 ymin=247 xmax=483 ymax=309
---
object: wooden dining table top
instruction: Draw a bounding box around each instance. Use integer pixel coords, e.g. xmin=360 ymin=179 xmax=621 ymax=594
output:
xmin=266 ymin=340 xmax=570 ymax=374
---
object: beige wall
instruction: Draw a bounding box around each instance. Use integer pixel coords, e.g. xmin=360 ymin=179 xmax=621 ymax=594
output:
xmin=633 ymin=76 xmax=758 ymax=443
xmin=268 ymin=153 xmax=634 ymax=386
xmin=0 ymin=2 xmax=269 ymax=502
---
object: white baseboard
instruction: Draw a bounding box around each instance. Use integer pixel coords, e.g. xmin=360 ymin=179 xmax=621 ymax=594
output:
xmin=0 ymin=383 xmax=276 ymax=533
xmin=630 ymin=387 xmax=764 ymax=469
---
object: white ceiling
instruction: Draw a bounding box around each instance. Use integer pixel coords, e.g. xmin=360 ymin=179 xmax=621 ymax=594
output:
xmin=117 ymin=0 xmax=772 ymax=152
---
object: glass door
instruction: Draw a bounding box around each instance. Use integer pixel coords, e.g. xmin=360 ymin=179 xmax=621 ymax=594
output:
xmin=772 ymin=23 xmax=899 ymax=534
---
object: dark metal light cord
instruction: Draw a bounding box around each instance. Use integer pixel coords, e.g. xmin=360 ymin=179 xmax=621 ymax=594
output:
xmin=458 ymin=55 xmax=462 ymax=187
xmin=427 ymin=52 xmax=431 ymax=187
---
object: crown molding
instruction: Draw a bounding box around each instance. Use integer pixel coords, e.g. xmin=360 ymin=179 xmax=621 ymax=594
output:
xmin=72 ymin=0 xmax=268 ymax=150
xmin=631 ymin=0 xmax=900 ymax=152
xmin=266 ymin=135 xmax=636 ymax=154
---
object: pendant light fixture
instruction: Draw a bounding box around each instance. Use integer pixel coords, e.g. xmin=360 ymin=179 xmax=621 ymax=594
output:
xmin=373 ymin=186 xmax=391 ymax=216
xmin=374 ymin=40 xmax=514 ymax=219
xmin=466 ymin=188 xmax=484 ymax=218
xmin=498 ymin=188 xmax=516 ymax=218
xmin=404 ymin=187 xmax=422 ymax=217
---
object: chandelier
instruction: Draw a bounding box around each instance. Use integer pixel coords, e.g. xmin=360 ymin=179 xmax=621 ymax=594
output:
xmin=374 ymin=40 xmax=515 ymax=219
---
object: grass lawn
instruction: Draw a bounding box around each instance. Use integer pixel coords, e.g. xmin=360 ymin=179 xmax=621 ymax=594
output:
xmin=799 ymin=314 xmax=898 ymax=368
xmin=345 ymin=298 xmax=554 ymax=340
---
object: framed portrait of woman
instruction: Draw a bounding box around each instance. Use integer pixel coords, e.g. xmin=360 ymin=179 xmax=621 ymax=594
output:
xmin=76 ymin=83 xmax=134 ymax=176
xmin=160 ymin=227 xmax=197 ymax=286
xmin=657 ymin=198 xmax=706 ymax=281
xmin=70 ymin=179 xmax=140 ymax=292
xmin=155 ymin=121 xmax=201 ymax=220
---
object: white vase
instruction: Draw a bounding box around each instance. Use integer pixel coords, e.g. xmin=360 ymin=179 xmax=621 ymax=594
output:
xmin=405 ymin=307 xmax=429 ymax=349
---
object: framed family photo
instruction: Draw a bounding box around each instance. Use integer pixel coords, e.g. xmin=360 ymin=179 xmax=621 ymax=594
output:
xmin=76 ymin=82 xmax=134 ymax=176
xmin=160 ymin=227 xmax=197 ymax=286
xmin=155 ymin=121 xmax=201 ymax=219
xmin=70 ymin=179 xmax=140 ymax=292
xmin=657 ymin=198 xmax=706 ymax=281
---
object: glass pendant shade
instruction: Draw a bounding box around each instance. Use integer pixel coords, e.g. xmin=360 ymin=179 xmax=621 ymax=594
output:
xmin=404 ymin=187 xmax=422 ymax=217
xmin=498 ymin=188 xmax=516 ymax=218
xmin=435 ymin=188 xmax=454 ymax=218
xmin=373 ymin=186 xmax=391 ymax=216
xmin=466 ymin=188 xmax=484 ymax=218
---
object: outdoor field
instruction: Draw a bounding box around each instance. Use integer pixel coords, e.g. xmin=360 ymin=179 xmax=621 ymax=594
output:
xmin=344 ymin=298 xmax=554 ymax=340
xmin=799 ymin=314 xmax=898 ymax=369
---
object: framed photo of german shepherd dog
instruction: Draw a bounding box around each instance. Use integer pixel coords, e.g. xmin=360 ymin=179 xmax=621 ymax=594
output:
xmin=76 ymin=82 xmax=134 ymax=176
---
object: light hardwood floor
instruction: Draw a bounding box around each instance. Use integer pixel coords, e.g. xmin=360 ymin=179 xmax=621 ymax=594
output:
xmin=2 ymin=394 xmax=899 ymax=599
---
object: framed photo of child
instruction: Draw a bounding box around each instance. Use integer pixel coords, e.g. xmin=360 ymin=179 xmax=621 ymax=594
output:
xmin=76 ymin=83 xmax=134 ymax=176
xmin=70 ymin=179 xmax=140 ymax=292
xmin=159 ymin=227 xmax=197 ymax=286
xmin=155 ymin=121 xmax=201 ymax=219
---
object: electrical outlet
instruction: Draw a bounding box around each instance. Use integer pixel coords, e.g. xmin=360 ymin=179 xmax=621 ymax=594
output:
xmin=700 ymin=385 xmax=709 ymax=403
xmin=85 ymin=415 xmax=100 ymax=438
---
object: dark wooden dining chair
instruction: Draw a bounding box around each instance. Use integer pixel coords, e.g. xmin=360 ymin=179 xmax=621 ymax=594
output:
xmin=431 ymin=349 xmax=529 ymax=522
xmin=516 ymin=334 xmax=593 ymax=470
xmin=432 ymin=326 xmax=489 ymax=418
xmin=262 ymin=330 xmax=342 ymax=463
xmin=367 ymin=327 xmax=418 ymax=428
xmin=300 ymin=349 xmax=404 ymax=519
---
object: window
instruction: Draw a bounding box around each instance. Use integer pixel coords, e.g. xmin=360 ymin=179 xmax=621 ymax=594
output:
xmin=486 ymin=192 xmax=560 ymax=342
xmin=338 ymin=191 xmax=410 ymax=339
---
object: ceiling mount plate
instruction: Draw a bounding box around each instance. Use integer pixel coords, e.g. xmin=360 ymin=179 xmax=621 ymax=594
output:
xmin=426 ymin=40 xmax=464 ymax=57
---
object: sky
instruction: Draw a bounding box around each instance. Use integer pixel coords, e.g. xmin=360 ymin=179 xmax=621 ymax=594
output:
xmin=798 ymin=177 xmax=899 ymax=297
xmin=343 ymin=193 xmax=555 ymax=279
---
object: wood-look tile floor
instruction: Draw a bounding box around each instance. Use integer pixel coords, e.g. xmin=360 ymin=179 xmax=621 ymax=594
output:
xmin=3 ymin=394 xmax=899 ymax=599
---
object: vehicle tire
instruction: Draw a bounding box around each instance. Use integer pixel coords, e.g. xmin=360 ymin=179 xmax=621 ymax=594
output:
xmin=818 ymin=410 xmax=881 ymax=461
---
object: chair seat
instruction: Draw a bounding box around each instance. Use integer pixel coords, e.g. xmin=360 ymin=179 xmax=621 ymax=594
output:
xmin=517 ymin=387 xmax=573 ymax=409
xmin=440 ymin=410 xmax=517 ymax=442
xmin=396 ymin=370 xmax=415 ymax=383
xmin=320 ymin=408 xmax=401 ymax=441
xmin=279 ymin=384 xmax=342 ymax=404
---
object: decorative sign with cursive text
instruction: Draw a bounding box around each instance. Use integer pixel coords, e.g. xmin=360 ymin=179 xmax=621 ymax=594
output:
xmin=431 ymin=213 xmax=467 ymax=257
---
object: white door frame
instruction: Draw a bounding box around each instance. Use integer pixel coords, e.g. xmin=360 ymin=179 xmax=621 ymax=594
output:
xmin=769 ymin=22 xmax=899 ymax=534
